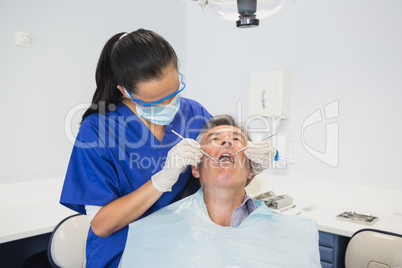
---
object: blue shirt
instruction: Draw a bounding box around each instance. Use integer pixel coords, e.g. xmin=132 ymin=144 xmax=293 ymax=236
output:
xmin=60 ymin=98 xmax=211 ymax=267
xmin=122 ymin=188 xmax=321 ymax=267
xmin=230 ymin=194 xmax=256 ymax=227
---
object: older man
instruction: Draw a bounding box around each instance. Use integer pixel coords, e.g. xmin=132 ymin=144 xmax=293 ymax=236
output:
xmin=122 ymin=115 xmax=320 ymax=267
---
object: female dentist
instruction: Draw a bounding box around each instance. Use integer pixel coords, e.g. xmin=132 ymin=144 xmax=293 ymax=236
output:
xmin=60 ymin=29 xmax=212 ymax=267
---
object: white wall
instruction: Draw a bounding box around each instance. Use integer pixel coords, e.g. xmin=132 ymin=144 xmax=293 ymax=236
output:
xmin=0 ymin=0 xmax=187 ymax=182
xmin=185 ymin=0 xmax=402 ymax=189
xmin=1 ymin=0 xmax=401 ymax=192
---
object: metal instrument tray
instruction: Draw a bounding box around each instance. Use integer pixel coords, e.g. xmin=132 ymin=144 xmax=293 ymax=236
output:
xmin=336 ymin=211 xmax=379 ymax=225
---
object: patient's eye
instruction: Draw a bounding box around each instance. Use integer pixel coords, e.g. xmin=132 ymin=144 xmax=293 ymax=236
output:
xmin=233 ymin=135 xmax=246 ymax=144
xmin=207 ymin=137 xmax=220 ymax=147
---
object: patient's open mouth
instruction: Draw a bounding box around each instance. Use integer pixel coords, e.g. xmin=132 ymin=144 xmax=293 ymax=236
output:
xmin=218 ymin=153 xmax=235 ymax=164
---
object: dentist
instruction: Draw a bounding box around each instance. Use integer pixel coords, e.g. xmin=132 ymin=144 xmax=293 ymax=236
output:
xmin=60 ymin=29 xmax=211 ymax=267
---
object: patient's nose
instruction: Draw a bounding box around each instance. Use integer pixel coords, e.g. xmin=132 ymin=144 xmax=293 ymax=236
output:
xmin=220 ymin=140 xmax=233 ymax=147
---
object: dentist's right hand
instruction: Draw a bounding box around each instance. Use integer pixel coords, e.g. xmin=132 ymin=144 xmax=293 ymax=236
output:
xmin=152 ymin=139 xmax=202 ymax=192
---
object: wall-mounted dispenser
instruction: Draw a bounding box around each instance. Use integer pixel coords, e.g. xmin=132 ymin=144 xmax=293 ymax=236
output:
xmin=249 ymin=69 xmax=291 ymax=118
xmin=249 ymin=69 xmax=292 ymax=169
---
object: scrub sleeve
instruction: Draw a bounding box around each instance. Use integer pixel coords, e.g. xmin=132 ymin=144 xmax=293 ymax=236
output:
xmin=60 ymin=98 xmax=211 ymax=267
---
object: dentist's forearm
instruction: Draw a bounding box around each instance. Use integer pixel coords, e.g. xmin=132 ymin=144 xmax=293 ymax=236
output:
xmin=90 ymin=179 xmax=162 ymax=237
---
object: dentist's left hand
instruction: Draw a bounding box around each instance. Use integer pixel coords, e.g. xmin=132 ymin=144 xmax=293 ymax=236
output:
xmin=245 ymin=141 xmax=276 ymax=176
xmin=152 ymin=139 xmax=202 ymax=192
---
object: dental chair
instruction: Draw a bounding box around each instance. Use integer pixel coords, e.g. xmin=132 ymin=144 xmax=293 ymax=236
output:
xmin=345 ymin=229 xmax=402 ymax=268
xmin=47 ymin=214 xmax=89 ymax=268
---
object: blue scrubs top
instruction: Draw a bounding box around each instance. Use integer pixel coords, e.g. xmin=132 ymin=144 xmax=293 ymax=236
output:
xmin=60 ymin=97 xmax=211 ymax=267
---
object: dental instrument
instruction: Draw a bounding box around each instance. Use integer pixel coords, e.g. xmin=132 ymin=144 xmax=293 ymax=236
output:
xmin=233 ymin=133 xmax=277 ymax=155
xmin=280 ymin=204 xmax=296 ymax=213
xmin=171 ymin=130 xmax=220 ymax=163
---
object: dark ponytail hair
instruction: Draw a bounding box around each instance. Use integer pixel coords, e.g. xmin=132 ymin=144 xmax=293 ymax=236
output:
xmin=81 ymin=29 xmax=178 ymax=124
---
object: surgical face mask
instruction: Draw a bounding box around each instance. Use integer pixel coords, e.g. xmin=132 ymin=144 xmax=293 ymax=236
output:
xmin=134 ymin=94 xmax=181 ymax=125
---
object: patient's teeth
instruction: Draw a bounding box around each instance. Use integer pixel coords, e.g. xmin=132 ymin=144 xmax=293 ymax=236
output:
xmin=218 ymin=153 xmax=235 ymax=164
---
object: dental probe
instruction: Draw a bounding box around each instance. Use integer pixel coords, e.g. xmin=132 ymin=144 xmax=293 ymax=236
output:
xmin=233 ymin=133 xmax=277 ymax=155
xmin=171 ymin=130 xmax=220 ymax=163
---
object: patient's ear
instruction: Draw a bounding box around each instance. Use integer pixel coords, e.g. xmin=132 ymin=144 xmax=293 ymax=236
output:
xmin=191 ymin=166 xmax=200 ymax=178
xmin=247 ymin=169 xmax=253 ymax=180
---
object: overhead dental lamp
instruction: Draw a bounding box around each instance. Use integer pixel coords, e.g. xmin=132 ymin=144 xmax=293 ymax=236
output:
xmin=196 ymin=0 xmax=292 ymax=28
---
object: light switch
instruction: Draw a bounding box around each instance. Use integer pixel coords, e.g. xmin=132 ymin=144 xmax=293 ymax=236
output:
xmin=15 ymin=32 xmax=31 ymax=47
xmin=249 ymin=69 xmax=291 ymax=118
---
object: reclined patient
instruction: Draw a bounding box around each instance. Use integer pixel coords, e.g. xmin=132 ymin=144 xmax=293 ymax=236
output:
xmin=122 ymin=115 xmax=320 ymax=267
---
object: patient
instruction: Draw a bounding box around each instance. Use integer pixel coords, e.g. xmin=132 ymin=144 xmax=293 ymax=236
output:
xmin=122 ymin=115 xmax=320 ymax=267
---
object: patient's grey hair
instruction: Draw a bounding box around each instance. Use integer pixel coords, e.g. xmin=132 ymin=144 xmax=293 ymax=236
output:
xmin=196 ymin=114 xmax=251 ymax=144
